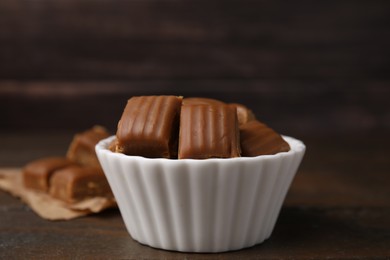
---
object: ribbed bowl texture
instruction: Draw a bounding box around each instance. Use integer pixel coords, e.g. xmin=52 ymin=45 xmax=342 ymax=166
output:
xmin=96 ymin=135 xmax=305 ymax=253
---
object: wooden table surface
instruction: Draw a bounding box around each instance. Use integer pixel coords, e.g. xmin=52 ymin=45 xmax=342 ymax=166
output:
xmin=0 ymin=132 xmax=389 ymax=259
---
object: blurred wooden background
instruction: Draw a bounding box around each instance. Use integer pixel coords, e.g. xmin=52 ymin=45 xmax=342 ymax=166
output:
xmin=1 ymin=0 xmax=389 ymax=137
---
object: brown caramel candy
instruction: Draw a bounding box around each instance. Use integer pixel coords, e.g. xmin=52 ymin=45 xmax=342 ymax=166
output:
xmin=108 ymin=138 xmax=117 ymax=152
xmin=179 ymin=103 xmax=241 ymax=159
xmin=50 ymin=166 xmax=112 ymax=203
xmin=23 ymin=157 xmax=76 ymax=192
xmin=67 ymin=125 xmax=110 ymax=166
xmin=183 ymin=97 xmax=225 ymax=106
xmin=240 ymin=120 xmax=290 ymax=156
xmin=184 ymin=98 xmax=255 ymax=126
xmin=229 ymin=103 xmax=256 ymax=125
xmin=116 ymin=96 xmax=182 ymax=158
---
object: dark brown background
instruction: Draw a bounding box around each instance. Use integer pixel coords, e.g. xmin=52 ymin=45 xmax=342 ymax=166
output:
xmin=1 ymin=0 xmax=389 ymax=137
xmin=1 ymin=1 xmax=389 ymax=259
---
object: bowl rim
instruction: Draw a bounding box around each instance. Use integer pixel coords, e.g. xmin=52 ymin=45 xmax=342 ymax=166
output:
xmin=96 ymin=135 xmax=305 ymax=164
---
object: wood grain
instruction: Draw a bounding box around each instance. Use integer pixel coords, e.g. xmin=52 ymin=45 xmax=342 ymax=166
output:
xmin=1 ymin=0 xmax=389 ymax=134
xmin=0 ymin=0 xmax=389 ymax=80
xmin=1 ymin=80 xmax=389 ymax=135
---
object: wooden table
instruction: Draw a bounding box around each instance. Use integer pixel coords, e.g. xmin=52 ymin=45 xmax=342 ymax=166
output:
xmin=0 ymin=132 xmax=389 ymax=259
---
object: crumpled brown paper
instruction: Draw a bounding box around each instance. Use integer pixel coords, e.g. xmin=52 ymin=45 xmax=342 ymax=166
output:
xmin=0 ymin=168 xmax=117 ymax=220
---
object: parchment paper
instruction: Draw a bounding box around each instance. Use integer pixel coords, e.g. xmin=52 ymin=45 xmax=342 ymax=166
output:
xmin=0 ymin=168 xmax=117 ymax=220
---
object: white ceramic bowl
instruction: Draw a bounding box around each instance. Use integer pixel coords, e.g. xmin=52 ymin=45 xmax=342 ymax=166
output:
xmin=96 ymin=135 xmax=305 ymax=253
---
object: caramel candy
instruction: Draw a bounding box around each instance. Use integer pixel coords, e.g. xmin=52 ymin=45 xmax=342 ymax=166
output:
xmin=23 ymin=157 xmax=76 ymax=192
xmin=240 ymin=120 xmax=290 ymax=156
xmin=184 ymin=98 xmax=255 ymax=126
xmin=67 ymin=125 xmax=110 ymax=167
xmin=50 ymin=166 xmax=112 ymax=203
xmin=229 ymin=103 xmax=256 ymax=125
xmin=183 ymin=97 xmax=224 ymax=106
xmin=108 ymin=138 xmax=117 ymax=152
xmin=116 ymin=96 xmax=182 ymax=158
xmin=179 ymin=103 xmax=241 ymax=159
